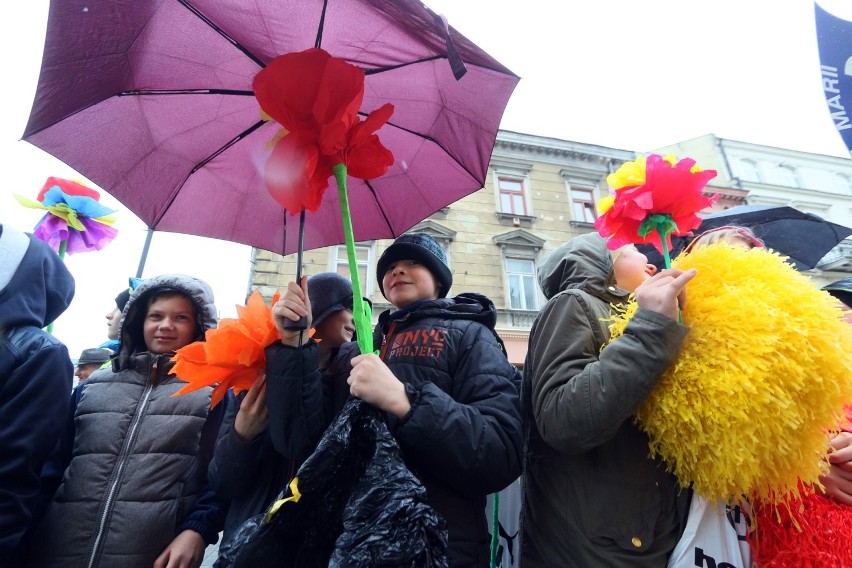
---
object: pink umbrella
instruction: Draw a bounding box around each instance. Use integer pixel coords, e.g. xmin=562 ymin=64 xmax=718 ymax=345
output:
xmin=22 ymin=0 xmax=519 ymax=262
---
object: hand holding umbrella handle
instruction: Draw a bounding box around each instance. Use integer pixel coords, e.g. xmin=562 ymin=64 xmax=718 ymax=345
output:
xmin=283 ymin=316 xmax=307 ymax=330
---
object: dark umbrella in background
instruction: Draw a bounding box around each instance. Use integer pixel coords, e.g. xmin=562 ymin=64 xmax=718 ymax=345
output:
xmin=822 ymin=276 xmax=852 ymax=307
xmin=640 ymin=204 xmax=852 ymax=270
xmin=22 ymin=0 xmax=519 ymax=273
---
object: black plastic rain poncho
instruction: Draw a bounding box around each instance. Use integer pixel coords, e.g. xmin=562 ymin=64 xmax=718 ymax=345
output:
xmin=216 ymin=398 xmax=448 ymax=567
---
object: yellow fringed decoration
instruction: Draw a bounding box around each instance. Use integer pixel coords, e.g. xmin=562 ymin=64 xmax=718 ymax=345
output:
xmin=606 ymin=244 xmax=852 ymax=504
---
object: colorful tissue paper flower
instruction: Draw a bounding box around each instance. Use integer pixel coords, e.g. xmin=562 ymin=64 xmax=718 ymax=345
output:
xmin=253 ymin=48 xmax=394 ymax=213
xmin=604 ymin=244 xmax=852 ymax=505
xmin=15 ymin=176 xmax=118 ymax=254
xmin=595 ymin=154 xmax=718 ymax=255
xmin=172 ymin=291 xmax=281 ymax=408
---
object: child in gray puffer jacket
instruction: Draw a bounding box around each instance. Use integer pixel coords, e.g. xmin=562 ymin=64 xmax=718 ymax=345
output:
xmin=26 ymin=274 xmax=227 ymax=568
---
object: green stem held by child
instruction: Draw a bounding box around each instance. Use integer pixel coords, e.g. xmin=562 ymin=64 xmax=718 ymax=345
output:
xmin=333 ymin=163 xmax=374 ymax=355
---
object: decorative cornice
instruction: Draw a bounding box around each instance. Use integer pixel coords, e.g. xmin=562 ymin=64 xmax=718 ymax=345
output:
xmin=494 ymin=130 xmax=636 ymax=163
xmin=409 ymin=219 xmax=457 ymax=240
xmin=493 ymin=229 xmax=546 ymax=249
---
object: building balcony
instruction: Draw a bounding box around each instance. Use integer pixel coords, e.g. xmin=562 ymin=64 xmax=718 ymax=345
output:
xmin=494 ymin=308 xmax=538 ymax=330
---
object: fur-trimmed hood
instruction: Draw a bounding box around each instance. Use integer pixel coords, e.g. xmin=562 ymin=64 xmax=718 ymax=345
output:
xmin=115 ymin=274 xmax=217 ymax=369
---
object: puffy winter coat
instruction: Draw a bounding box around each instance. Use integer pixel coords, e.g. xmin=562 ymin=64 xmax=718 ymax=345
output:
xmin=521 ymin=233 xmax=691 ymax=568
xmin=25 ymin=274 xmax=226 ymax=568
xmin=265 ymin=293 xmax=524 ymax=567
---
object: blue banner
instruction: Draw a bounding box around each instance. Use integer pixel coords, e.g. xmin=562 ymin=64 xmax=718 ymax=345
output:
xmin=815 ymin=2 xmax=852 ymax=156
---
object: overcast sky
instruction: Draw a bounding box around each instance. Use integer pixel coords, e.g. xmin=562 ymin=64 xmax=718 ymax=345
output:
xmin=1 ymin=0 xmax=850 ymax=360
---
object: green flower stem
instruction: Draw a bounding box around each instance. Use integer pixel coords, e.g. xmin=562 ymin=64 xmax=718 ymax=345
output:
xmin=654 ymin=225 xmax=682 ymax=324
xmin=333 ymin=163 xmax=374 ymax=355
xmin=46 ymin=239 xmax=67 ymax=334
xmin=656 ymin=225 xmax=672 ymax=270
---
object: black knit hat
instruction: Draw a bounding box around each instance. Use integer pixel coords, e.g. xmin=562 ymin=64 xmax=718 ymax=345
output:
xmin=376 ymin=233 xmax=452 ymax=300
xmin=308 ymin=272 xmax=355 ymax=329
xmin=115 ymin=288 xmax=131 ymax=311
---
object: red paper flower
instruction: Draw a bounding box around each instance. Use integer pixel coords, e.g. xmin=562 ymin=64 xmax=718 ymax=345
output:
xmin=594 ymin=154 xmax=718 ymax=253
xmin=253 ymin=48 xmax=394 ymax=213
xmin=172 ymin=291 xmax=281 ymax=408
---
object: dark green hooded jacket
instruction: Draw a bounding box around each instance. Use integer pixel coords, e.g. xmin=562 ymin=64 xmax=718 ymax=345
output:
xmin=521 ymin=232 xmax=690 ymax=568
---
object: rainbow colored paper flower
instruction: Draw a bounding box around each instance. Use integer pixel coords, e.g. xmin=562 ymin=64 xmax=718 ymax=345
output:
xmin=15 ymin=177 xmax=118 ymax=255
xmin=595 ymin=154 xmax=718 ymax=257
xmin=253 ymin=48 xmax=395 ymax=213
xmin=172 ymin=291 xmax=282 ymax=408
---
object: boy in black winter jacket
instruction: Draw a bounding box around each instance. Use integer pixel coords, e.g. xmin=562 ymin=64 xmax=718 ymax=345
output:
xmin=267 ymin=233 xmax=523 ymax=567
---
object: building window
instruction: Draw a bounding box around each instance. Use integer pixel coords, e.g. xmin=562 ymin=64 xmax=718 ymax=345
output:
xmin=835 ymin=173 xmax=852 ymax=194
xmin=330 ymin=243 xmax=375 ymax=296
xmin=505 ymin=258 xmax=538 ymax=310
xmin=776 ymin=165 xmax=799 ymax=188
xmin=570 ymin=188 xmax=597 ymax=222
xmin=498 ymin=176 xmax=528 ymax=215
xmin=738 ymin=159 xmax=761 ymax=182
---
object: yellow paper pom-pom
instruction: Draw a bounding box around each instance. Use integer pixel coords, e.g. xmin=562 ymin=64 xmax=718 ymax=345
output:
xmin=606 ymin=244 xmax=852 ymax=504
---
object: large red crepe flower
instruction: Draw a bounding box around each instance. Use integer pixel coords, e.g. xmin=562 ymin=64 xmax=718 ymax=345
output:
xmin=172 ymin=291 xmax=281 ymax=408
xmin=594 ymin=154 xmax=718 ymax=253
xmin=253 ymin=48 xmax=394 ymax=213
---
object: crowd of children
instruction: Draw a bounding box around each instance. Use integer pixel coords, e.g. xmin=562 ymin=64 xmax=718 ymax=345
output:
xmin=3 ymin=225 xmax=850 ymax=568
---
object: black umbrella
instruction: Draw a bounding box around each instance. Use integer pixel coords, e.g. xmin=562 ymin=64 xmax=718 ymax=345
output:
xmin=822 ymin=277 xmax=852 ymax=307
xmin=640 ymin=204 xmax=852 ymax=270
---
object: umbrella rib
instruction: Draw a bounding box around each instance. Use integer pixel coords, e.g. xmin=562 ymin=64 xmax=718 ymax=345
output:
xmin=177 ymin=0 xmax=265 ymax=68
xmin=378 ymin=118 xmax=484 ymax=185
xmin=364 ymin=55 xmax=446 ymax=75
xmin=314 ymin=0 xmax=329 ymax=49
xmin=365 ymin=179 xmax=397 ymax=237
xmin=118 ymin=89 xmax=255 ymax=96
xmin=191 ymin=120 xmax=266 ymax=174
xmin=150 ymin=119 xmax=266 ymax=227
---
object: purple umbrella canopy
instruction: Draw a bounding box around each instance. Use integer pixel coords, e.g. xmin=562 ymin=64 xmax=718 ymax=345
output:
xmin=23 ymin=0 xmax=519 ymax=255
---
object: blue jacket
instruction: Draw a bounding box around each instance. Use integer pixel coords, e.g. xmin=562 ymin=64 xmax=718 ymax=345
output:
xmin=0 ymin=229 xmax=74 ymax=566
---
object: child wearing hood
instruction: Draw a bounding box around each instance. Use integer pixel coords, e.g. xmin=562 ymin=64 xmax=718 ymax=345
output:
xmin=521 ymin=232 xmax=695 ymax=567
xmin=266 ymin=233 xmax=523 ymax=567
xmin=26 ymin=274 xmax=227 ymax=568
xmin=0 ymin=224 xmax=75 ymax=565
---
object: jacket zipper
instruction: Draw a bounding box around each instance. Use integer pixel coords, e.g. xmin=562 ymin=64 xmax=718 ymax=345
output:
xmin=379 ymin=320 xmax=398 ymax=359
xmin=86 ymin=367 xmax=156 ymax=568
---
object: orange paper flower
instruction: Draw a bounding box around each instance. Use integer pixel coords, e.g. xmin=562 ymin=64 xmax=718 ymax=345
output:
xmin=172 ymin=291 xmax=281 ymax=407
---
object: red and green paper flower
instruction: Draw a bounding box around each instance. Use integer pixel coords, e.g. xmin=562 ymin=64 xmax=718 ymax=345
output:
xmin=249 ymin=48 xmax=394 ymax=356
xmin=595 ymin=154 xmax=718 ymax=266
